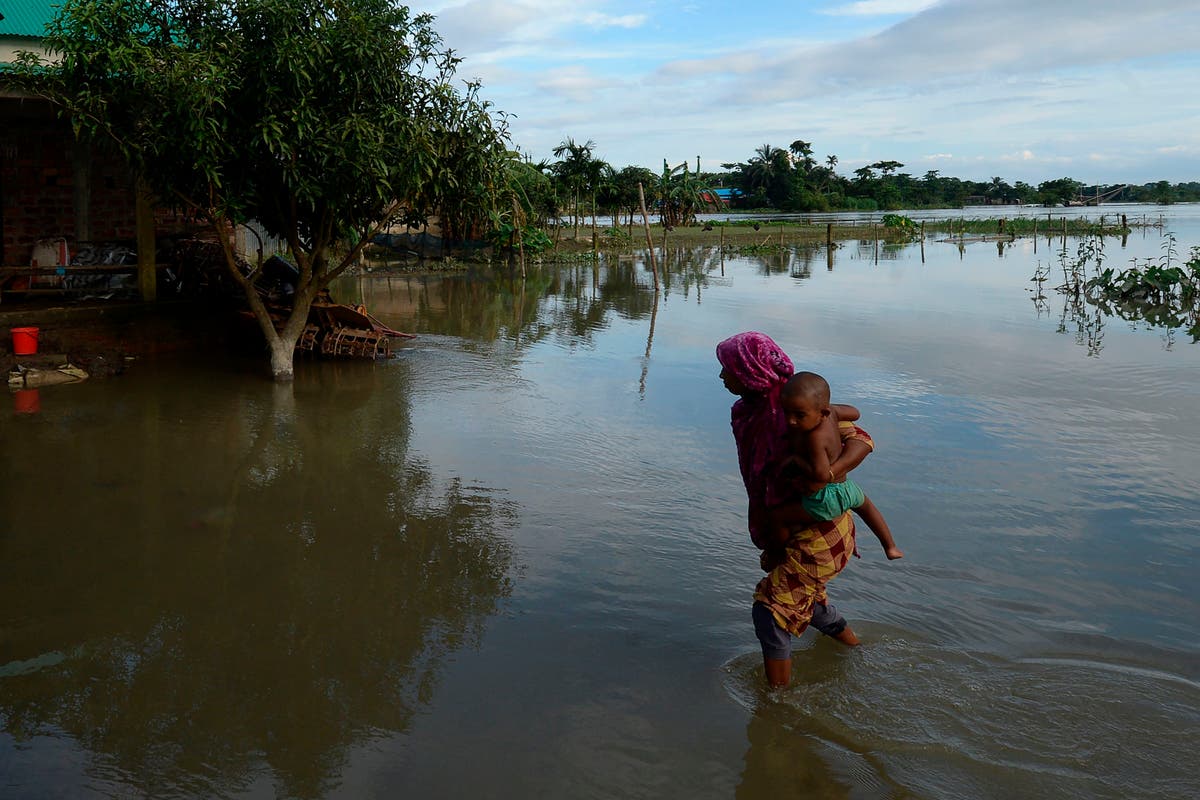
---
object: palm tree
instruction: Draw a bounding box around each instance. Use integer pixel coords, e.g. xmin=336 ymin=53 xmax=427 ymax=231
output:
xmin=986 ymin=176 xmax=1012 ymax=204
xmin=742 ymin=144 xmax=791 ymax=206
xmin=789 ymin=139 xmax=815 ymax=176
xmin=551 ymin=138 xmax=606 ymax=236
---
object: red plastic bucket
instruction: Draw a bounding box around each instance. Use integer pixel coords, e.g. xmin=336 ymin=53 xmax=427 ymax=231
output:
xmin=11 ymin=326 xmax=39 ymax=355
xmin=14 ymin=388 xmax=40 ymax=414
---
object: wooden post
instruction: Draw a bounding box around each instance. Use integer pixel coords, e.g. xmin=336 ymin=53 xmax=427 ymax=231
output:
xmin=72 ymin=140 xmax=92 ymax=244
xmin=638 ymin=183 xmax=659 ymax=291
xmin=135 ymin=179 xmax=157 ymax=302
xmin=513 ymin=195 xmax=526 ymax=279
xmin=826 ymin=222 xmax=832 ymax=249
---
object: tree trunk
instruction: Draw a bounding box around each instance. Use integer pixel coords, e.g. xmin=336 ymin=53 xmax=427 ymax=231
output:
xmin=243 ymin=278 xmax=313 ymax=383
xmin=267 ymin=334 xmax=296 ymax=382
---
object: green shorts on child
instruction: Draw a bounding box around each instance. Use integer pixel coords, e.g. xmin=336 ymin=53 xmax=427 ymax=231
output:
xmin=800 ymin=478 xmax=865 ymax=521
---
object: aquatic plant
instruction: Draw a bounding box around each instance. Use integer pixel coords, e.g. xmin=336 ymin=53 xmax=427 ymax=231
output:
xmin=1036 ymin=234 xmax=1200 ymax=345
xmin=880 ymin=214 xmax=918 ymax=230
xmin=1084 ymin=235 xmax=1200 ymax=342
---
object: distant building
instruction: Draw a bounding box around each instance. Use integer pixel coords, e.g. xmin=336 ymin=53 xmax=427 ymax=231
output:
xmin=701 ymin=187 xmax=742 ymax=207
xmin=0 ymin=2 xmax=53 ymax=62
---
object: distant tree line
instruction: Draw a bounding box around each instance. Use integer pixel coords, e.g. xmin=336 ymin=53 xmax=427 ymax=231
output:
xmin=708 ymin=141 xmax=1198 ymax=211
xmin=527 ymin=138 xmax=1198 ymax=218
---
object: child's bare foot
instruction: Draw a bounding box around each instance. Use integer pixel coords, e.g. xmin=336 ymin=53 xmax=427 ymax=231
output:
xmin=885 ymin=546 xmax=904 ymax=560
xmin=833 ymin=625 xmax=860 ymax=646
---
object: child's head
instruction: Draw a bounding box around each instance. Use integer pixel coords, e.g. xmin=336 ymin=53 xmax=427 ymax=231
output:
xmin=780 ymin=371 xmax=831 ymax=432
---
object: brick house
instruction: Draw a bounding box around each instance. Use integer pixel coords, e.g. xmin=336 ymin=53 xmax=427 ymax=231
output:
xmin=1 ymin=1 xmax=160 ymax=297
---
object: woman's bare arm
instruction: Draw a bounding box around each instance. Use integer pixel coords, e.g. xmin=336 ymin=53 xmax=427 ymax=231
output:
xmin=830 ymin=406 xmax=873 ymax=482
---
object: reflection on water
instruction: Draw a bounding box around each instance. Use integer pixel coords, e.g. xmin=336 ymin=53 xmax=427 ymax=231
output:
xmin=1 ymin=361 xmax=514 ymax=798
xmin=4 ymin=205 xmax=1200 ymax=799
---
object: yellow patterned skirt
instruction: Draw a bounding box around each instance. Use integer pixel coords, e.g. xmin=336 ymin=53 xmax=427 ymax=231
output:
xmin=753 ymin=511 xmax=858 ymax=636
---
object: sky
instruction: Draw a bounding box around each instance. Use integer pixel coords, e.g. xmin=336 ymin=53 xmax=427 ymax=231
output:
xmin=404 ymin=0 xmax=1200 ymax=186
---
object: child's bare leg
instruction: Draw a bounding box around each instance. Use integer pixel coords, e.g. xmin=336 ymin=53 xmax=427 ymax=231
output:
xmin=855 ymin=497 xmax=903 ymax=559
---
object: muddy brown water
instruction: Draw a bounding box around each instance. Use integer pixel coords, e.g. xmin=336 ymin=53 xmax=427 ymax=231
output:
xmin=3 ymin=204 xmax=1198 ymax=798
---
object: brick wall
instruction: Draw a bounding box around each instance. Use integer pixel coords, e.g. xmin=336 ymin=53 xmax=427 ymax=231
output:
xmin=1 ymin=101 xmax=138 ymax=266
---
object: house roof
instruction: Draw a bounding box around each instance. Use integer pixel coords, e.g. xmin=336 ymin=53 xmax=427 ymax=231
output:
xmin=0 ymin=1 xmax=59 ymax=38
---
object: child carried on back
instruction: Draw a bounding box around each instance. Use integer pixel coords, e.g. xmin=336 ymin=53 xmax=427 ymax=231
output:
xmin=772 ymin=371 xmax=903 ymax=560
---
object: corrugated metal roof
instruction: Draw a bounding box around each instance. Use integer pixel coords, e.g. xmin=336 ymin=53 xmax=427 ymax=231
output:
xmin=0 ymin=1 xmax=60 ymax=38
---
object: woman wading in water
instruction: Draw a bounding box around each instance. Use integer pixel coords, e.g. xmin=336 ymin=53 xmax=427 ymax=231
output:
xmin=716 ymin=331 xmax=881 ymax=688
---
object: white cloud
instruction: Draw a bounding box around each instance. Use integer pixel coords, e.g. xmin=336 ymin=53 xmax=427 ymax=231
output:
xmin=582 ymin=12 xmax=647 ymax=29
xmin=408 ymin=0 xmax=586 ymax=54
xmin=822 ymin=0 xmax=940 ymax=16
xmin=535 ymin=65 xmax=618 ymax=104
xmin=412 ymin=0 xmax=1200 ymax=182
xmin=655 ymin=0 xmax=1199 ymax=105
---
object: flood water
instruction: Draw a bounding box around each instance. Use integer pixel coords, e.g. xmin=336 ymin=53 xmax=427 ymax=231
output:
xmin=3 ymin=204 xmax=1199 ymax=799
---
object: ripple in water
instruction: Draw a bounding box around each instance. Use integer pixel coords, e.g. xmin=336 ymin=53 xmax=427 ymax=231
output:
xmin=723 ymin=629 xmax=1200 ymax=800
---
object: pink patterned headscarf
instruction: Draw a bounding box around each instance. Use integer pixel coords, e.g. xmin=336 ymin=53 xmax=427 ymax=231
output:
xmin=716 ymin=332 xmax=795 ymax=545
xmin=716 ymin=331 xmax=794 ymax=396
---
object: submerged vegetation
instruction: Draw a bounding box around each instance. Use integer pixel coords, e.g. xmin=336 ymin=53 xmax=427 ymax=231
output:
xmin=1032 ymin=235 xmax=1200 ymax=348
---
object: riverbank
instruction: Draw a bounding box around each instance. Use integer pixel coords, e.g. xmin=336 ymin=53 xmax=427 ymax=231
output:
xmin=518 ymin=212 xmax=1150 ymax=260
xmin=1 ymin=299 xmax=232 ymax=379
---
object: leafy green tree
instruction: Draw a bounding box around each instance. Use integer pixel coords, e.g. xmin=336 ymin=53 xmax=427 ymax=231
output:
xmin=507 ymin=158 xmax=556 ymax=227
xmin=18 ymin=0 xmax=508 ymax=381
xmin=870 ymin=160 xmax=905 ymax=177
xmin=1152 ymin=180 xmax=1175 ymax=205
xmin=604 ymin=165 xmax=656 ymax=226
xmin=1037 ymin=177 xmax=1084 ymax=206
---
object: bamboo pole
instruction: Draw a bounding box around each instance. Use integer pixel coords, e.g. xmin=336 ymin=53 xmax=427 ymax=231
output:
xmin=512 ymin=195 xmax=525 ymax=279
xmin=638 ymin=183 xmax=660 ymax=291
